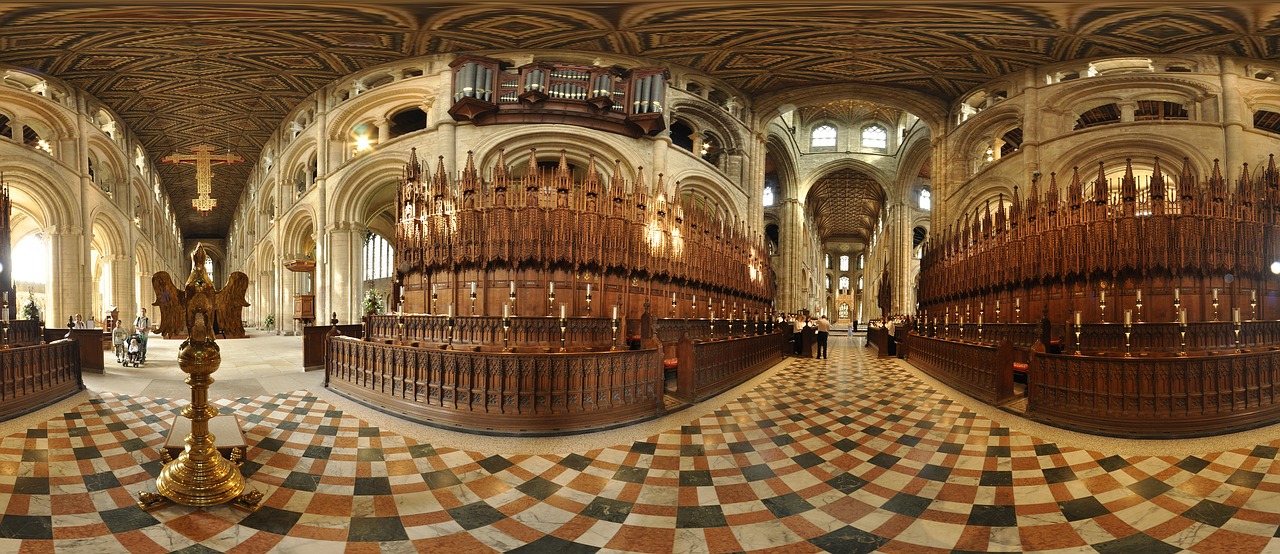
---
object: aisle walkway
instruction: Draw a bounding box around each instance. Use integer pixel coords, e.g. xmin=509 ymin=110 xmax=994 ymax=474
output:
xmin=3 ymin=337 xmax=1280 ymax=552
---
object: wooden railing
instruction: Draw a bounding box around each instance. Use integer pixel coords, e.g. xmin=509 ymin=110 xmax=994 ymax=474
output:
xmin=675 ymin=331 xmax=787 ymax=402
xmin=0 ymin=339 xmax=83 ymax=420
xmin=1028 ymin=349 xmax=1280 ymax=437
xmin=325 ymin=336 xmax=664 ymax=434
xmin=302 ymin=324 xmax=362 ymax=369
xmin=905 ymin=334 xmax=1015 ymax=405
xmin=366 ymin=315 xmax=619 ymax=350
xmin=4 ymin=320 xmax=42 ymax=347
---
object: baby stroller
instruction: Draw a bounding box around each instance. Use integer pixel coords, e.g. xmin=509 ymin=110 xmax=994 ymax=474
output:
xmin=124 ymin=334 xmax=145 ymax=367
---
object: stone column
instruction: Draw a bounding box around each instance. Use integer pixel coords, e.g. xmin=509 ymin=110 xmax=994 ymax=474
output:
xmin=1221 ymin=57 xmax=1245 ymax=177
xmin=325 ymin=222 xmax=364 ymax=323
xmin=376 ymin=117 xmax=390 ymax=145
xmin=46 ymin=226 xmax=83 ymax=327
xmin=1118 ymin=101 xmax=1137 ymax=123
xmin=314 ymin=95 xmax=330 ymax=322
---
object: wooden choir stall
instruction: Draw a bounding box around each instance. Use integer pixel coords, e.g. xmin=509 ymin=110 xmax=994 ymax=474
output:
xmin=911 ymin=156 xmax=1280 ymax=438
xmin=326 ymin=148 xmax=786 ymax=434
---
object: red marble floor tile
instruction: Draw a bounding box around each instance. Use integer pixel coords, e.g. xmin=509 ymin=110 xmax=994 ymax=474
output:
xmin=605 ymin=525 xmax=676 ymax=553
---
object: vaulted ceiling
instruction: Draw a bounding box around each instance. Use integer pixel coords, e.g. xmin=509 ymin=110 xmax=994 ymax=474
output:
xmin=806 ymin=168 xmax=885 ymax=244
xmin=1 ymin=2 xmax=1278 ymax=237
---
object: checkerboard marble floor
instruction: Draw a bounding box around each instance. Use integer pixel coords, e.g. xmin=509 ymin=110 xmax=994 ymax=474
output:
xmin=5 ymin=339 xmax=1280 ymax=552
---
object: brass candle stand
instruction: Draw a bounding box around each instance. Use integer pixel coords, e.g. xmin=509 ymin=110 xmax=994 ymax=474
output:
xmin=138 ymin=245 xmax=260 ymax=513
xmin=509 ymin=286 xmax=517 ymax=317
xmin=558 ymin=315 xmax=567 ymax=352
xmin=610 ymin=315 xmax=619 ymax=350
xmin=1099 ymin=295 xmax=1107 ymax=324
xmin=1252 ymin=295 xmax=1258 ymax=321
xmin=469 ymin=289 xmax=477 ymax=315
xmin=1074 ymin=315 xmax=1082 ymax=356
xmin=1136 ymin=297 xmax=1143 ymax=323
xmin=548 ymin=290 xmax=556 ymax=317
xmin=1123 ymin=319 xmax=1132 ymax=357
xmin=1178 ymin=322 xmax=1188 ymax=356
xmin=1235 ymin=321 xmax=1242 ymax=352
xmin=431 ymin=287 xmax=438 ymax=315
xmin=446 ymin=314 xmax=455 ymax=350
xmin=502 ymin=316 xmax=511 ymax=351
xmin=1212 ymin=291 xmax=1220 ymax=322
xmin=585 ymin=292 xmax=592 ymax=316
xmin=670 ymin=296 xmax=677 ymax=319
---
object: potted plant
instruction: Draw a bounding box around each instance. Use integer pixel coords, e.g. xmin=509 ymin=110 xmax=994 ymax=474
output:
xmin=362 ymin=290 xmax=385 ymax=317
xmin=263 ymin=313 xmax=275 ymax=331
xmin=21 ymin=290 xmax=41 ymax=323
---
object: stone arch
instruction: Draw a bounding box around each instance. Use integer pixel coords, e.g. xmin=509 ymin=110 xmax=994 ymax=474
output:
xmin=667 ymin=100 xmax=747 ymax=153
xmin=755 ymin=83 xmax=949 ymax=138
xmin=672 ymin=174 xmax=742 ymax=223
xmin=1052 ymin=133 xmax=1210 ymax=182
xmin=329 ymin=153 xmax=407 ymax=225
xmin=280 ymin=207 xmax=317 ymax=261
xmin=472 ymin=129 xmax=641 ymax=183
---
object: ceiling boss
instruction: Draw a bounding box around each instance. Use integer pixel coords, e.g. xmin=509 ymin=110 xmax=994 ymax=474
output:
xmin=163 ymin=145 xmax=242 ymax=216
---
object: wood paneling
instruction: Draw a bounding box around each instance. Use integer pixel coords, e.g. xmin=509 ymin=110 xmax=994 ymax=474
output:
xmin=0 ymin=340 xmax=83 ymax=421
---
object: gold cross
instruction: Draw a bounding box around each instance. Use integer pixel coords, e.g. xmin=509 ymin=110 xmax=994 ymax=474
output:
xmin=163 ymin=145 xmax=242 ymax=216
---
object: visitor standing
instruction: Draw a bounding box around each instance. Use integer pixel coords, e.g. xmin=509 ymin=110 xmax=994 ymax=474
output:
xmin=816 ymin=314 xmax=830 ymax=359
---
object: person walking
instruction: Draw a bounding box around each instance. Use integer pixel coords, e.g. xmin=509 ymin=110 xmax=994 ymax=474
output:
xmin=816 ymin=314 xmax=831 ymax=359
xmin=133 ymin=308 xmax=151 ymax=360
xmin=111 ymin=320 xmax=127 ymax=363
xmin=792 ymin=315 xmax=806 ymax=355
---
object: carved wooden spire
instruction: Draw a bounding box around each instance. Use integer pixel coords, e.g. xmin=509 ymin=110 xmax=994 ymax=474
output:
xmin=1150 ymin=156 xmax=1166 ymax=215
xmin=460 ymin=150 xmax=479 ymax=208
xmin=492 ymin=148 xmax=510 ymax=207
xmin=1067 ymin=166 xmax=1083 ymax=209
xmin=1178 ymin=156 xmax=1197 ymax=201
xmin=430 ymin=156 xmax=451 ymax=209
xmin=1044 ymin=172 xmax=1058 ymax=216
xmin=610 ymin=159 xmax=627 ymax=216
xmin=1208 ymin=158 xmax=1226 ymax=203
xmin=523 ymin=148 xmax=541 ymax=207
xmin=552 ymin=149 xmax=572 ymax=193
xmin=1120 ymin=157 xmax=1137 ymax=202
xmin=1093 ymin=160 xmax=1109 ymax=205
xmin=995 ymin=193 xmax=1007 ymax=234
xmin=1238 ymin=162 xmax=1253 ymax=207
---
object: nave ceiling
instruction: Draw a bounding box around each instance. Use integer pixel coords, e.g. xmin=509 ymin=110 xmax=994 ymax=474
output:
xmin=0 ymin=2 xmax=1276 ymax=237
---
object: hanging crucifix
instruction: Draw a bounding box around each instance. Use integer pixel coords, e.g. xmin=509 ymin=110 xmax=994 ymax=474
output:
xmin=163 ymin=145 xmax=242 ymax=216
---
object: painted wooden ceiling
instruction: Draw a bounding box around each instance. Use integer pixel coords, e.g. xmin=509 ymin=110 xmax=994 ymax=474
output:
xmin=0 ymin=2 xmax=1274 ymax=237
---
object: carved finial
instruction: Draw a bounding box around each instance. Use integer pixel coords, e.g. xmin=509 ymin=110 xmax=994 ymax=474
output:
xmin=1121 ymin=157 xmax=1137 ymax=202
xmin=1209 ymin=158 xmax=1226 ymax=202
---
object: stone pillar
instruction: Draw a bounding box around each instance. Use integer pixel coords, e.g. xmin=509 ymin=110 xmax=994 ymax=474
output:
xmin=1118 ymin=101 xmax=1137 ymax=123
xmin=1021 ymin=69 xmax=1041 ymax=177
xmin=747 ymin=132 xmax=766 ymax=229
xmin=326 ymin=222 xmax=364 ymax=323
xmin=930 ymin=136 xmax=949 ymax=230
xmin=376 ymin=117 xmax=390 ymax=145
xmin=314 ymin=95 xmax=330 ymax=322
xmin=1221 ymin=57 xmax=1245 ymax=177
xmin=46 ymin=226 xmax=82 ymax=327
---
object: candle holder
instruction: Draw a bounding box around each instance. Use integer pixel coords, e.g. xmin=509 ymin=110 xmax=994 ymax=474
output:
xmin=502 ymin=315 xmax=511 ymax=351
xmin=1178 ymin=322 xmax=1187 ymax=356
xmin=995 ymin=305 xmax=1001 ymax=324
xmin=397 ymin=312 xmax=406 ymax=345
xmin=978 ymin=320 xmax=983 ymax=343
xmin=1235 ymin=320 xmax=1242 ymax=352
xmin=548 ymin=290 xmax=556 ymax=317
xmin=610 ymin=315 xmax=619 ymax=350
xmin=469 ymin=290 xmax=477 ymax=315
xmin=1136 ymin=297 xmax=1143 ymax=323
xmin=559 ymin=315 xmax=567 ymax=352
xmin=1015 ymin=302 xmax=1021 ymax=323
xmin=509 ymin=287 xmax=517 ymax=317
xmin=446 ymin=314 xmax=455 ymax=350
xmin=586 ymin=293 xmax=592 ymax=316
xmin=709 ymin=310 xmax=715 ymax=338
xmin=1173 ymin=294 xmax=1181 ymax=322
xmin=1124 ymin=320 xmax=1132 ymax=357
xmin=1099 ymin=295 xmax=1107 ymax=324
xmin=430 ymin=288 xmax=438 ymax=315
xmin=670 ymin=296 xmax=677 ymax=319
xmin=1074 ymin=320 xmax=1082 ymax=356
xmin=1213 ymin=296 xmax=1219 ymax=322
xmin=1252 ymin=296 xmax=1258 ymax=321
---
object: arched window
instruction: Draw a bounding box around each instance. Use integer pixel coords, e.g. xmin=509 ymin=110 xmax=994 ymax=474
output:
xmin=919 ymin=188 xmax=932 ymax=210
xmin=389 ymin=107 xmax=427 ymax=138
xmin=204 ymin=257 xmax=215 ymax=286
xmin=839 ymin=255 xmax=849 ymax=271
xmin=858 ymin=253 xmax=864 ymax=269
xmin=762 ymin=185 xmax=775 ymax=207
xmin=824 ymin=254 xmax=831 ymax=269
xmin=364 ymin=232 xmax=394 ymax=281
xmin=858 ymin=276 xmax=864 ymax=290
xmin=13 ymin=234 xmax=49 ymax=284
xmin=811 ymin=124 xmax=836 ymax=148
xmin=861 ymin=125 xmax=887 ymax=150
xmin=825 ymin=274 xmax=831 ymax=291
xmin=839 ymin=276 xmax=850 ymax=291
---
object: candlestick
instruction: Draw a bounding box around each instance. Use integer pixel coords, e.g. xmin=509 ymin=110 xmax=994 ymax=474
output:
xmin=1178 ymin=309 xmax=1188 ymax=356
xmin=1213 ymin=288 xmax=1218 ymax=301
xmin=446 ymin=305 xmax=455 ymax=350
xmin=586 ymin=283 xmax=591 ymax=296
xmin=611 ymin=306 xmax=619 ymax=350
xmin=502 ymin=305 xmax=511 ymax=351
xmin=1252 ymin=289 xmax=1259 ymax=321
xmin=469 ymin=282 xmax=477 ymax=315
xmin=1074 ymin=311 xmax=1082 ymax=355
xmin=1213 ymin=290 xmax=1220 ymax=322
xmin=509 ymin=281 xmax=517 ymax=317
xmin=1099 ymin=290 xmax=1107 ymax=323
xmin=1235 ymin=308 xmax=1243 ymax=352
xmin=470 ymin=281 xmax=476 ymax=294
xmin=558 ymin=305 xmax=567 ymax=352
xmin=1124 ymin=309 xmax=1132 ymax=357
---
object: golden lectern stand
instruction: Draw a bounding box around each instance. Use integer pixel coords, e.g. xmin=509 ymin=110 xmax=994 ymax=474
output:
xmin=137 ymin=244 xmax=262 ymax=512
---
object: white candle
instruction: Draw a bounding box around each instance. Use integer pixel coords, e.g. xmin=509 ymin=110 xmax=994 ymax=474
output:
xmin=944 ymin=314 xmax=949 ymax=326
xmin=503 ymin=304 xmax=509 ymax=319
xmin=560 ymin=304 xmax=566 ymax=319
xmin=470 ymin=282 xmax=476 ymax=294
xmin=1253 ymin=290 xmax=1258 ymax=302
xmin=549 ymin=282 xmax=554 ymax=294
xmin=978 ymin=314 xmax=983 ymax=325
xmin=1100 ymin=291 xmax=1105 ymax=303
xmin=1234 ymin=307 xmax=1241 ymax=323
xmin=510 ymin=281 xmax=516 ymax=294
xmin=1213 ymin=288 xmax=1218 ymax=301
xmin=447 ymin=304 xmax=452 ymax=318
xmin=1015 ymin=298 xmax=1020 ymax=308
xmin=586 ymin=283 xmax=591 ymax=296
xmin=1124 ymin=310 xmax=1131 ymax=325
xmin=672 ymin=291 xmax=677 ymax=303
xmin=1180 ymin=309 xmax=1187 ymax=325
xmin=996 ymin=300 xmax=1000 ymax=310
xmin=1174 ymin=288 xmax=1180 ymax=301
xmin=1136 ymin=290 xmax=1142 ymax=302
xmin=612 ymin=306 xmax=618 ymax=320
xmin=1075 ymin=311 xmax=1082 ymax=326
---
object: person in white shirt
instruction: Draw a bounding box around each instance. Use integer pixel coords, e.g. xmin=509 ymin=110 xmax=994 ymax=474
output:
xmin=816 ymin=315 xmax=831 ymax=359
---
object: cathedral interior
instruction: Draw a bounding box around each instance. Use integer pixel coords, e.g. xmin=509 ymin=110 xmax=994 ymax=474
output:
xmin=5 ymin=2 xmax=1280 ymax=552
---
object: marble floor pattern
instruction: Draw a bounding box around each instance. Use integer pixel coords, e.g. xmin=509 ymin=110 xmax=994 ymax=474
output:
xmin=4 ymin=338 xmax=1280 ymax=552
